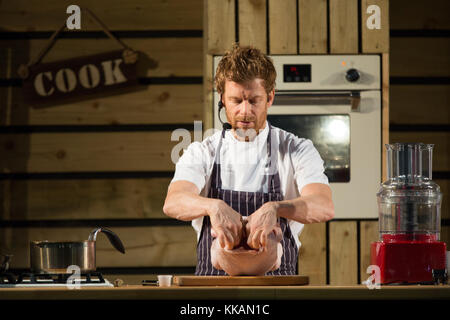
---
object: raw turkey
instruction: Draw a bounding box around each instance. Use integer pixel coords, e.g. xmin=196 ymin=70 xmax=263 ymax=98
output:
xmin=211 ymin=219 xmax=283 ymax=276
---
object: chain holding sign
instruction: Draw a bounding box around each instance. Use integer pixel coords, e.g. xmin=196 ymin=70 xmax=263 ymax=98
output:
xmin=18 ymin=8 xmax=140 ymax=107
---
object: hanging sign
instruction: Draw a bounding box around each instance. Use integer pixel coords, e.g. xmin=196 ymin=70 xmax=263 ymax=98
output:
xmin=18 ymin=8 xmax=141 ymax=107
xmin=22 ymin=50 xmax=138 ymax=106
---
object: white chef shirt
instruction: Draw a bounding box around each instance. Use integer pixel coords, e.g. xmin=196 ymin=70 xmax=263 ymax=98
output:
xmin=170 ymin=122 xmax=329 ymax=248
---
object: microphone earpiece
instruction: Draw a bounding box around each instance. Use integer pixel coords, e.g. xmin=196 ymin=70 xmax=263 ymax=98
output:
xmin=218 ymin=95 xmax=231 ymax=130
xmin=222 ymin=122 xmax=232 ymax=130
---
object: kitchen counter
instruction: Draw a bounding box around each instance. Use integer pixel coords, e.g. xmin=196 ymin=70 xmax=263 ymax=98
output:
xmin=1 ymin=284 xmax=450 ymax=300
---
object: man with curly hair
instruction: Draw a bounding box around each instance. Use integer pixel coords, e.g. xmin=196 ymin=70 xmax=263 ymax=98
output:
xmin=164 ymin=44 xmax=334 ymax=276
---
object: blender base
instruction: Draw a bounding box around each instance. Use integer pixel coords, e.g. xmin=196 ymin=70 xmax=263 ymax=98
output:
xmin=371 ymin=240 xmax=447 ymax=284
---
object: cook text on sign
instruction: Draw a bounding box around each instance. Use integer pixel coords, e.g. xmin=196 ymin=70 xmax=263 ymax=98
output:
xmin=22 ymin=50 xmax=139 ymax=107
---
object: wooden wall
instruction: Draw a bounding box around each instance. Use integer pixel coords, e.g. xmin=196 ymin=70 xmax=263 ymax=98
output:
xmin=0 ymin=0 xmax=203 ymax=282
xmin=389 ymin=0 xmax=450 ymax=283
xmin=0 ymin=0 xmax=448 ymax=285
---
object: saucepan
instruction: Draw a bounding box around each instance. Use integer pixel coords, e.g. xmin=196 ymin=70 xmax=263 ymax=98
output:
xmin=30 ymin=227 xmax=125 ymax=274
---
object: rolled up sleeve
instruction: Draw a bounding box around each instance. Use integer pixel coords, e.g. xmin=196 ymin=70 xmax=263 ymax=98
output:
xmin=171 ymin=141 xmax=210 ymax=193
xmin=291 ymin=138 xmax=329 ymax=195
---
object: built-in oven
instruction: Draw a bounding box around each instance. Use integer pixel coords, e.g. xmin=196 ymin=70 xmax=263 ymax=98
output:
xmin=213 ymin=55 xmax=381 ymax=219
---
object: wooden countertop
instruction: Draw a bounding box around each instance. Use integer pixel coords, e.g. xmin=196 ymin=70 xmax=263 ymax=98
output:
xmin=1 ymin=284 xmax=450 ymax=300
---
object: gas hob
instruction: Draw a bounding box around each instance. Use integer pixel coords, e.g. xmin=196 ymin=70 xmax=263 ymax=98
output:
xmin=0 ymin=271 xmax=113 ymax=288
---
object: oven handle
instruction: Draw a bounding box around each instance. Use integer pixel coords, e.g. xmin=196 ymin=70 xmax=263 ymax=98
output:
xmin=273 ymin=91 xmax=361 ymax=112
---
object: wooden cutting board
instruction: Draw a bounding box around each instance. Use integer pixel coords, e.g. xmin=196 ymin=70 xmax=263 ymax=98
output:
xmin=173 ymin=275 xmax=309 ymax=286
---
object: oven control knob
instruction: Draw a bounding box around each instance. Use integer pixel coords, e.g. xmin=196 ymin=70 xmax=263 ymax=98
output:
xmin=345 ymin=68 xmax=360 ymax=82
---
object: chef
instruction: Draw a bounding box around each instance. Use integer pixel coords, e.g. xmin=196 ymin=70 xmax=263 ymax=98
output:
xmin=163 ymin=44 xmax=334 ymax=275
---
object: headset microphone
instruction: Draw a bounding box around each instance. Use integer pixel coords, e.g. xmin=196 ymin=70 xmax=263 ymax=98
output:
xmin=222 ymin=122 xmax=232 ymax=130
xmin=218 ymin=95 xmax=232 ymax=130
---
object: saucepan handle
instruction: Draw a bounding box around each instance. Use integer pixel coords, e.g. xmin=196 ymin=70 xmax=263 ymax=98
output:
xmin=88 ymin=227 xmax=126 ymax=254
xmin=1 ymin=254 xmax=13 ymax=273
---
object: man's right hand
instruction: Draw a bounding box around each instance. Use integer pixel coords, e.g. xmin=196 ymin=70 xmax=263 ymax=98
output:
xmin=208 ymin=199 xmax=243 ymax=250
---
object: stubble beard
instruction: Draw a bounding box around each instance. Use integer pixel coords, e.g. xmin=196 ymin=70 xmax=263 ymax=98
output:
xmin=228 ymin=111 xmax=267 ymax=142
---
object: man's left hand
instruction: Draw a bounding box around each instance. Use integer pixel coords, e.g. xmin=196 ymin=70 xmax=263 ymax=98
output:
xmin=246 ymin=202 xmax=282 ymax=249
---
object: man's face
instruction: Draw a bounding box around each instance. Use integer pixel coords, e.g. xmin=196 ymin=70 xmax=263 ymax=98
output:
xmin=222 ymin=78 xmax=275 ymax=137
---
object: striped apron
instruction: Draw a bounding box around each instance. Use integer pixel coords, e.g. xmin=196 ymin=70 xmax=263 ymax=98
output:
xmin=195 ymin=124 xmax=298 ymax=275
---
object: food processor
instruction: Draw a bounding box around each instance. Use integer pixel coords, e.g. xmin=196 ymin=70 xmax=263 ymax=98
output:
xmin=371 ymin=143 xmax=447 ymax=284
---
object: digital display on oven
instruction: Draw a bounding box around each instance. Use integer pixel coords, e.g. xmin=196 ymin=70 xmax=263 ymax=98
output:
xmin=283 ymin=64 xmax=311 ymax=83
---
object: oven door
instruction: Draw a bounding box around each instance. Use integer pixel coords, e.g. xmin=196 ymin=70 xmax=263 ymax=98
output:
xmin=268 ymin=90 xmax=381 ymax=219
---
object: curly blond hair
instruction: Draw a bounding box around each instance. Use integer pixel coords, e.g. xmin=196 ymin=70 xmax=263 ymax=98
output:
xmin=215 ymin=43 xmax=276 ymax=95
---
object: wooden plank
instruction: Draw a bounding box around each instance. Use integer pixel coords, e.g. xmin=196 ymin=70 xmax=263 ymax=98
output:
xmin=0 ymin=87 xmax=9 ymax=125
xmin=436 ymin=179 xmax=449 ymax=220
xmin=390 ymin=0 xmax=450 ymax=30
xmin=0 ymin=180 xmax=12 ymax=220
xmin=329 ymin=0 xmax=358 ymax=53
xmin=0 ymin=0 xmax=203 ymax=31
xmin=0 ymin=38 xmax=203 ymax=79
xmin=204 ymin=0 xmax=235 ymax=129
xmin=0 ymin=47 xmax=13 ymax=125
xmin=361 ymin=0 xmax=389 ymax=53
xmin=382 ymin=53 xmax=390 ymax=182
xmin=298 ymin=0 xmax=327 ymax=54
xmin=441 ymin=226 xmax=450 ymax=250
xmin=173 ymin=275 xmax=309 ymax=286
xmin=206 ymin=0 xmax=235 ymax=55
xmin=0 ymin=131 xmax=194 ymax=172
xmin=390 ymin=38 xmax=450 ymax=77
xmin=3 ymin=285 xmax=450 ymax=301
xmin=0 ymin=226 xmax=197 ymax=269
xmin=359 ymin=220 xmax=378 ymax=284
xmin=0 ymin=178 xmax=171 ymax=220
xmin=268 ymin=0 xmax=297 ymax=54
xmin=389 ymin=132 xmax=450 ymax=172
xmin=203 ymin=54 xmax=214 ymax=131
xmin=202 ymin=0 xmax=214 ymax=132
xmin=329 ymin=221 xmax=358 ymax=285
xmin=390 ymin=85 xmax=450 ymax=125
xmin=0 ymin=85 xmax=202 ymax=125
xmin=298 ymin=223 xmax=326 ymax=284
xmin=238 ymin=0 xmax=267 ymax=53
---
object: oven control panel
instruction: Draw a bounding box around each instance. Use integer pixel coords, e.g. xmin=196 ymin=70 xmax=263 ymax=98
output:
xmin=272 ymin=55 xmax=380 ymax=90
xmin=213 ymin=55 xmax=380 ymax=91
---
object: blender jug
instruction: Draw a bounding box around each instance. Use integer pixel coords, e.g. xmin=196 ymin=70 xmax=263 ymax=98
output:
xmin=378 ymin=143 xmax=441 ymax=241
